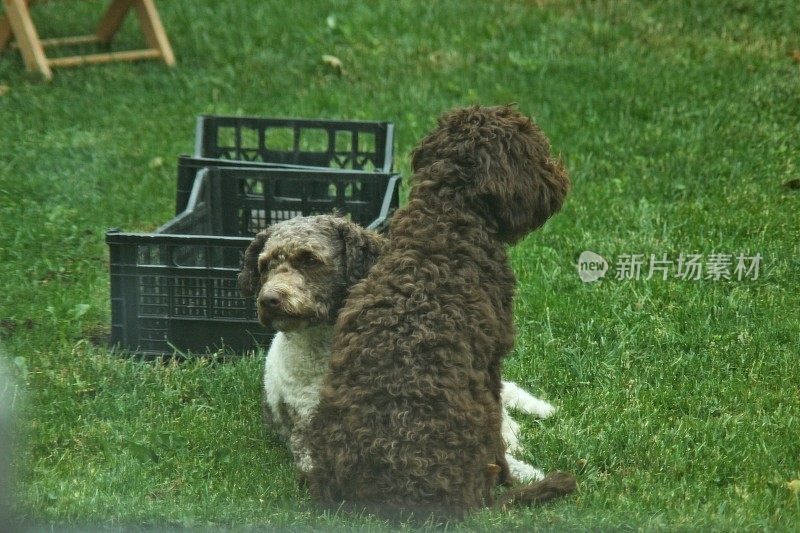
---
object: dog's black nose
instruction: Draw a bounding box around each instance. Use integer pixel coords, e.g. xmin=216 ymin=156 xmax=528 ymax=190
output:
xmin=259 ymin=291 xmax=282 ymax=310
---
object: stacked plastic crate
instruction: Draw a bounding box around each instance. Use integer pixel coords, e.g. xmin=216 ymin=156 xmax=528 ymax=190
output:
xmin=107 ymin=116 xmax=400 ymax=356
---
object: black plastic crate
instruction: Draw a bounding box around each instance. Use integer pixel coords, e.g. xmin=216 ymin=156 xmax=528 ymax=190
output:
xmin=107 ymin=166 xmax=401 ymax=357
xmin=194 ymin=115 xmax=394 ymax=205
xmin=194 ymin=115 xmax=394 ymax=172
xmin=174 ymin=155 xmax=361 ymax=215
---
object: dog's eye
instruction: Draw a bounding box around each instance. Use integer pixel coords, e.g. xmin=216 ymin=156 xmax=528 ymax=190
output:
xmin=264 ymin=255 xmax=283 ymax=271
xmin=296 ymin=251 xmax=321 ymax=268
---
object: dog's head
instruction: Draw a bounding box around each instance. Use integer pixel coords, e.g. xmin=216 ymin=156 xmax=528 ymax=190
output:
xmin=237 ymin=215 xmax=384 ymax=332
xmin=409 ymin=105 xmax=570 ymax=244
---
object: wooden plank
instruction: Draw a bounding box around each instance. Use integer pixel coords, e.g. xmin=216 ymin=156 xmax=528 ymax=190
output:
xmin=134 ymin=0 xmax=174 ymax=66
xmin=9 ymin=33 xmax=99 ymax=48
xmin=39 ymin=34 xmax=100 ymax=47
xmin=95 ymin=0 xmax=135 ymax=43
xmin=3 ymin=0 xmax=51 ymax=79
xmin=47 ymin=47 xmax=160 ymax=67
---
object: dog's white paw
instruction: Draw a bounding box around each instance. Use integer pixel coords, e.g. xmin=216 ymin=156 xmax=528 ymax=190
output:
xmin=506 ymin=454 xmax=545 ymax=483
xmin=501 ymin=380 xmax=557 ymax=419
xmin=532 ymin=399 xmax=557 ymax=419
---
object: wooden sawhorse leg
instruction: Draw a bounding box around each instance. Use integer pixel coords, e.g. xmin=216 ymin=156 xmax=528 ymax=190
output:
xmin=0 ymin=0 xmax=175 ymax=80
xmin=2 ymin=0 xmax=51 ymax=79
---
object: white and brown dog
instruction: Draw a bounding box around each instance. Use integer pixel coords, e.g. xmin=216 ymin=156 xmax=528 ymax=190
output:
xmin=237 ymin=215 xmax=554 ymax=481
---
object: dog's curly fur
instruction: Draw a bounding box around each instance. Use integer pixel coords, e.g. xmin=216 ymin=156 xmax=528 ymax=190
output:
xmin=238 ymin=215 xmax=383 ymax=331
xmin=238 ymin=215 xmax=556 ymax=480
xmin=306 ymin=105 xmax=573 ymax=519
xmin=237 ymin=215 xmax=384 ymax=471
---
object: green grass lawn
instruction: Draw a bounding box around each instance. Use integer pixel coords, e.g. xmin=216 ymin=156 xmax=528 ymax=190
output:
xmin=1 ymin=0 xmax=799 ymax=530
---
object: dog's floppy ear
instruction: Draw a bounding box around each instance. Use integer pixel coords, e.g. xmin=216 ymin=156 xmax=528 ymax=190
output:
xmin=333 ymin=218 xmax=385 ymax=286
xmin=493 ymin=149 xmax=570 ymax=242
xmin=238 ymin=229 xmax=271 ymax=297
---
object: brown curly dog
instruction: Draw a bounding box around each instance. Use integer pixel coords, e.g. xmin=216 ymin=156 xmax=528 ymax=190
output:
xmin=306 ymin=105 xmax=574 ymax=520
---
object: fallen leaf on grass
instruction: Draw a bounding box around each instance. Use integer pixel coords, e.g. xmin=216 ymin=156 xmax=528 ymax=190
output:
xmin=789 ymin=50 xmax=800 ymax=63
xmin=787 ymin=479 xmax=800 ymax=495
xmin=0 ymin=85 xmax=9 ymax=97
xmin=322 ymin=54 xmax=345 ymax=74
xmin=149 ymin=156 xmax=164 ymax=169
xmin=71 ymin=303 xmax=91 ymax=319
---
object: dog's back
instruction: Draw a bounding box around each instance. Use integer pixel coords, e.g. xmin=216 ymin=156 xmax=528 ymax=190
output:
xmin=308 ymin=201 xmax=516 ymax=517
xmin=307 ymin=105 xmax=572 ymax=518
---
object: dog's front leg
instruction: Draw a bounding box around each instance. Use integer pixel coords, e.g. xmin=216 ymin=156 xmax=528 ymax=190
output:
xmin=290 ymin=427 xmax=314 ymax=475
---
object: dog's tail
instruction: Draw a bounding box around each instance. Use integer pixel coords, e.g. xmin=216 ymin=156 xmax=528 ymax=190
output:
xmin=495 ymin=470 xmax=578 ymax=510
